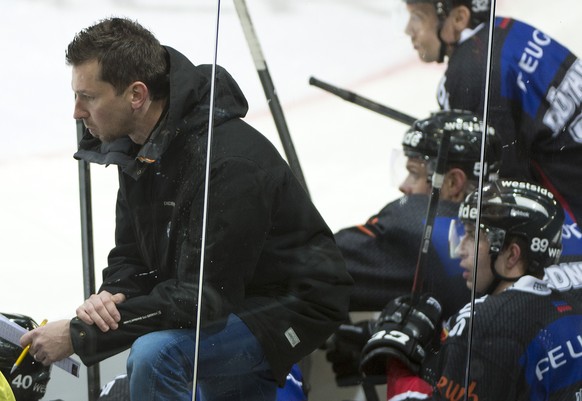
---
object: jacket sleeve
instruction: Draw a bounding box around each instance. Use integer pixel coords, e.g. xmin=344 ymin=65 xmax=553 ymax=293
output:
xmin=99 ymin=187 xmax=161 ymax=298
xmin=70 ymin=166 xmax=224 ymax=365
xmin=335 ymin=196 xmax=427 ymax=311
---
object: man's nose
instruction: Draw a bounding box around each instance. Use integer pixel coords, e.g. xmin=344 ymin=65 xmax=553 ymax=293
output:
xmin=73 ymin=100 xmax=88 ymax=120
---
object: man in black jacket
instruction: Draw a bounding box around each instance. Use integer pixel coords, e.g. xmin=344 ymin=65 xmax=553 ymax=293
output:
xmin=19 ymin=17 xmax=353 ymax=401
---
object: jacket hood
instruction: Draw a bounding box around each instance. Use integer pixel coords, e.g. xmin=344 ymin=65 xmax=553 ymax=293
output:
xmin=74 ymin=46 xmax=249 ymax=172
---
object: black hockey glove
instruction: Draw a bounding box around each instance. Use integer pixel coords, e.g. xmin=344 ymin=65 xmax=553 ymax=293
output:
xmin=360 ymin=295 xmax=442 ymax=378
xmin=325 ymin=320 xmax=373 ymax=387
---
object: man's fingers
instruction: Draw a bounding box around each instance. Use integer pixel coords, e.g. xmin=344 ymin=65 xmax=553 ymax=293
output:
xmin=75 ymin=306 xmax=94 ymax=325
xmin=75 ymin=292 xmax=125 ymax=331
xmin=98 ymin=298 xmax=121 ymax=323
xmin=99 ymin=292 xmax=125 ymax=325
xmin=85 ymin=299 xmax=111 ymax=331
xmin=82 ymin=294 xmax=119 ymax=331
xmin=111 ymin=292 xmax=127 ymax=304
xmin=91 ymin=306 xmax=116 ymax=332
xmin=19 ymin=330 xmax=33 ymax=348
xmin=18 ymin=320 xmax=74 ymax=366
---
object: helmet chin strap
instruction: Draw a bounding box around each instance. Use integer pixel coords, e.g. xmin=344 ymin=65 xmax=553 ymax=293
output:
xmin=483 ymin=253 xmax=520 ymax=295
xmin=437 ymin=38 xmax=447 ymax=63
xmin=434 ymin=0 xmax=448 ymax=63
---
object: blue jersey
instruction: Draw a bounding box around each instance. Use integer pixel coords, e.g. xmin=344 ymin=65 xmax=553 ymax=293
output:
xmin=438 ymin=17 xmax=582 ymax=227
xmin=429 ymin=277 xmax=582 ymax=401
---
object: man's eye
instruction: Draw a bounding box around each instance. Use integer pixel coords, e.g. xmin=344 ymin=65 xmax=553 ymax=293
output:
xmin=410 ymin=14 xmax=422 ymax=23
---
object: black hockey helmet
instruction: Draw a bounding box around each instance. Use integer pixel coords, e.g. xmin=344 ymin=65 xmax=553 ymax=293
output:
xmin=401 ymin=109 xmax=501 ymax=184
xmin=458 ymin=180 xmax=564 ymax=275
xmin=447 ymin=0 xmax=490 ymax=26
xmin=0 ymin=313 xmax=51 ymax=401
xmin=403 ymin=0 xmax=490 ymax=26
xmin=401 ymin=0 xmax=447 ymax=20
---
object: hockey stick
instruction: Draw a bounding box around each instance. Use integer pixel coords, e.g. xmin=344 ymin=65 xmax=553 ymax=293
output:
xmin=234 ymin=0 xmax=310 ymax=195
xmin=410 ymin=130 xmax=451 ymax=306
xmin=309 ymin=76 xmax=417 ymax=126
xmin=76 ymin=119 xmax=101 ymax=401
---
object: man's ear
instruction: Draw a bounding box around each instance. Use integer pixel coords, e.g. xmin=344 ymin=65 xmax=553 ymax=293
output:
xmin=128 ymin=81 xmax=149 ymax=110
xmin=450 ymin=5 xmax=472 ymax=31
xmin=443 ymin=168 xmax=468 ymax=202
xmin=502 ymin=242 xmax=526 ymax=277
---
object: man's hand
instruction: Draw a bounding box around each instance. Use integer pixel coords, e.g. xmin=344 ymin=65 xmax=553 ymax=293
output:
xmin=76 ymin=291 xmax=126 ymax=332
xmin=19 ymin=319 xmax=74 ymax=366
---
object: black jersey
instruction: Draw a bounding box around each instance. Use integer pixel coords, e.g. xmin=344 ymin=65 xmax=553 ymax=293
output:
xmin=334 ymin=195 xmax=470 ymax=320
xmin=335 ymin=193 xmax=582 ymax=320
xmin=438 ymin=17 xmax=582 ymax=226
xmin=429 ymin=276 xmax=582 ymax=401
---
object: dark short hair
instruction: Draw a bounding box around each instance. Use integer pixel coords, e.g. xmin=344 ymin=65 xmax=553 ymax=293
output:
xmin=66 ymin=17 xmax=169 ymax=100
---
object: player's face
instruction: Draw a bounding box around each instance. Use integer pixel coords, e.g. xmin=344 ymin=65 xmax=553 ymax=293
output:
xmin=72 ymin=59 xmax=136 ymax=144
xmin=404 ymin=3 xmax=442 ymax=62
xmin=456 ymin=224 xmax=496 ymax=293
xmin=399 ymin=158 xmax=431 ymax=195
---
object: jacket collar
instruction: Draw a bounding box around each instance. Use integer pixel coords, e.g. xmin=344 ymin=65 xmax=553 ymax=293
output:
xmin=74 ymin=46 xmax=249 ymax=179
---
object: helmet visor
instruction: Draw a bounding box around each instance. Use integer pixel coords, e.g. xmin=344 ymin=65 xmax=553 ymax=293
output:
xmin=448 ymin=219 xmax=468 ymax=259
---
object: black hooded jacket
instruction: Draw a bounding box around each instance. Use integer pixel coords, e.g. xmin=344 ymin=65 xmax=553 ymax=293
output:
xmin=71 ymin=46 xmax=353 ymax=384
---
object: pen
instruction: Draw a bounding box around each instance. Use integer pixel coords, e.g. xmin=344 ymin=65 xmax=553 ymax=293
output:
xmin=10 ymin=319 xmax=48 ymax=374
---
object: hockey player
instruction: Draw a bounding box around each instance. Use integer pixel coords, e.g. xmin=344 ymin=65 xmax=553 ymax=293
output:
xmin=360 ymin=180 xmax=582 ymax=400
xmin=326 ymin=109 xmax=501 ymax=386
xmin=402 ymin=0 xmax=582 ymax=227
xmin=335 ymin=109 xmax=501 ymax=319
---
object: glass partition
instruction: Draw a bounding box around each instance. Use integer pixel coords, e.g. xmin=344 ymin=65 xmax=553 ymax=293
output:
xmin=0 ymin=1 xmax=581 ymax=400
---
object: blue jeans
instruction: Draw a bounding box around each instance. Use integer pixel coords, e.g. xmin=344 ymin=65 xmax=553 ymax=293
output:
xmin=126 ymin=313 xmax=277 ymax=401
